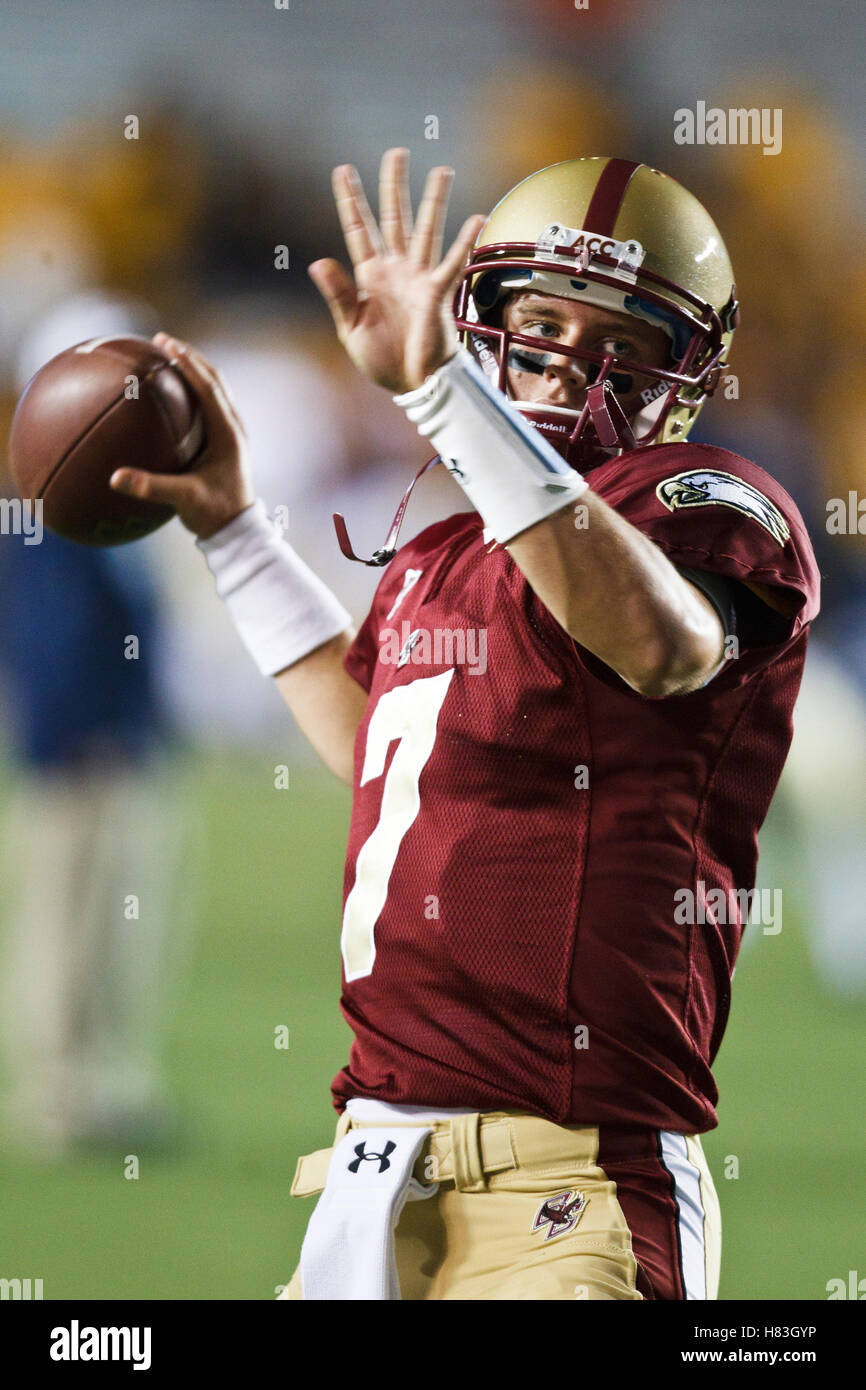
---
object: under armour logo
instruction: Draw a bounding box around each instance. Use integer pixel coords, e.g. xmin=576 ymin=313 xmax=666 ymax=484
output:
xmin=347 ymin=1140 xmax=397 ymax=1174
xmin=532 ymin=1190 xmax=587 ymax=1240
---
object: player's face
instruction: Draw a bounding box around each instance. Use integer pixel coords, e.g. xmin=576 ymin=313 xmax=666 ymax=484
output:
xmin=501 ymin=291 xmax=673 ymax=416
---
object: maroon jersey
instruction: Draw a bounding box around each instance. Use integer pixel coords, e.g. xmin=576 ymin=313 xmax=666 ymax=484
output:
xmin=332 ymin=442 xmax=820 ymax=1132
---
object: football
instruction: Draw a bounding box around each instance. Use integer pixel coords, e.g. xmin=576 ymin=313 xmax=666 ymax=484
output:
xmin=8 ymin=335 xmax=205 ymax=546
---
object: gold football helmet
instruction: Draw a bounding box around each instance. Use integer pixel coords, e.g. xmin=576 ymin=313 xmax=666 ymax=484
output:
xmin=454 ymin=157 xmax=739 ymax=470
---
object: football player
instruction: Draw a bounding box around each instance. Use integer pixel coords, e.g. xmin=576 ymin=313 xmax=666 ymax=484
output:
xmin=111 ymin=151 xmax=820 ymax=1300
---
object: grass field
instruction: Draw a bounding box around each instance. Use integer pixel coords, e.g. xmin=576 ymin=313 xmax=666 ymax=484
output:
xmin=0 ymin=753 xmax=863 ymax=1301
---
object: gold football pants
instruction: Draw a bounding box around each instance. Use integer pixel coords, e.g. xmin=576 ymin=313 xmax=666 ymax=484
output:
xmin=278 ymin=1108 xmax=721 ymax=1300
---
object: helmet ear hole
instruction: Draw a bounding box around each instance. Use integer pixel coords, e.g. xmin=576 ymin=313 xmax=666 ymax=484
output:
xmin=484 ymin=292 xmax=510 ymax=331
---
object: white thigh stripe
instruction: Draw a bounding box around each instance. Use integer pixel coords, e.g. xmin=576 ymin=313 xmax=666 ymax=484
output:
xmin=659 ymin=1131 xmax=708 ymax=1300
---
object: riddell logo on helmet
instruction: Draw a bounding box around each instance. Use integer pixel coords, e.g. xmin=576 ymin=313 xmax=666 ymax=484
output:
xmin=640 ymin=380 xmax=669 ymax=407
xmin=530 ymin=418 xmax=570 ymax=434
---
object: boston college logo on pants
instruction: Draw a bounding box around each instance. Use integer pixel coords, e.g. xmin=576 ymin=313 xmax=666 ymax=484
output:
xmin=533 ymin=1190 xmax=587 ymax=1240
xmin=347 ymin=1140 xmax=397 ymax=1174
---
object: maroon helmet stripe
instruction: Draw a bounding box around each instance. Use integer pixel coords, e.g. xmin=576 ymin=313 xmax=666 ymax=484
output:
xmin=583 ymin=158 xmax=641 ymax=234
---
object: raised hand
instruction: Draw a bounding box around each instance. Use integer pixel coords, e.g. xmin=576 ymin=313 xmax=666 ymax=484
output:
xmin=309 ymin=147 xmax=485 ymax=395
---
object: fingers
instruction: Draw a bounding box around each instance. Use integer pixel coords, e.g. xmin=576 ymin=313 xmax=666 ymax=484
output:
xmin=332 ymin=164 xmax=384 ymax=269
xmin=109 ymin=465 xmax=200 ymax=511
xmin=410 ymin=165 xmax=454 ymax=269
xmin=433 ymin=213 xmax=487 ymax=289
xmin=330 ymin=151 xmax=469 ymax=274
xmin=308 ymin=258 xmax=359 ymax=339
xmin=184 ymin=339 xmax=245 ymax=434
xmin=378 ymin=147 xmax=412 ymax=255
xmin=153 ymin=332 xmax=241 ymax=447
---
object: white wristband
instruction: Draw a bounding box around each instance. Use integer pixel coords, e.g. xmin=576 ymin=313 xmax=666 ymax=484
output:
xmin=196 ymin=500 xmax=352 ymax=677
xmin=393 ymin=345 xmax=588 ymax=543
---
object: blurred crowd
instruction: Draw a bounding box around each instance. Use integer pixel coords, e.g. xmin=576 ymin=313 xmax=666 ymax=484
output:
xmin=0 ymin=7 xmax=863 ymax=1152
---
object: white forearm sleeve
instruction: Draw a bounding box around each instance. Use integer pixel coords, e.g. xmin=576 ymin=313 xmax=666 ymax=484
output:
xmin=393 ymin=345 xmax=588 ymax=543
xmin=196 ymin=500 xmax=352 ymax=677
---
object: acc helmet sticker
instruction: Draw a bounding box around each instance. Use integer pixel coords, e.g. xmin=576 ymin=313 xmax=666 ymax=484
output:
xmin=656 ymin=469 xmax=790 ymax=547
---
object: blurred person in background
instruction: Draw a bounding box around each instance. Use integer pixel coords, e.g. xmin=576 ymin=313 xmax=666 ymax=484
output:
xmin=0 ymin=291 xmax=191 ymax=1156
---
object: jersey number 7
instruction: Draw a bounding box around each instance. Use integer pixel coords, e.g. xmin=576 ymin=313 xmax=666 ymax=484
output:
xmin=341 ymin=668 xmax=455 ymax=981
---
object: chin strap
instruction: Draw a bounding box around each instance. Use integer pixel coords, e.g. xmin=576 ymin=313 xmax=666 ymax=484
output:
xmin=333 ymin=374 xmax=633 ymax=566
xmin=333 ymin=454 xmax=441 ymax=566
xmin=586 ymin=379 xmax=636 ymax=452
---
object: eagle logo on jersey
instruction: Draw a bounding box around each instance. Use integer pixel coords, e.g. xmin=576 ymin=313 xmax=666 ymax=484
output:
xmin=533 ymin=1190 xmax=587 ymax=1241
xmin=656 ymin=470 xmax=790 ymax=547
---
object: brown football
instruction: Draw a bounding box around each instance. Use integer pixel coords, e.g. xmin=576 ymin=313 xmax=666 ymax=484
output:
xmin=8 ymin=335 xmax=205 ymax=546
